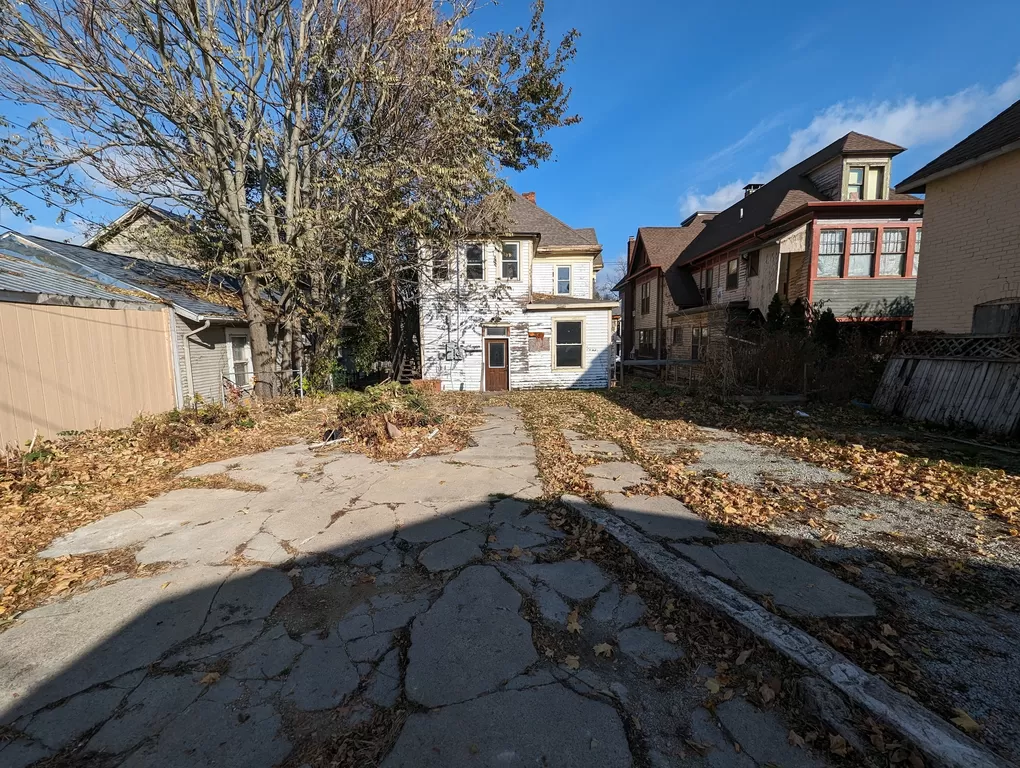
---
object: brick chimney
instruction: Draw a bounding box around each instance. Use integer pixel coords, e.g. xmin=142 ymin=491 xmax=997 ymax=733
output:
xmin=522 ymin=191 xmax=536 ymax=204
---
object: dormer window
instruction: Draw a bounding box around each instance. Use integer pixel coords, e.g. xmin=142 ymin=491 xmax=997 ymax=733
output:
xmin=846 ymin=164 xmax=887 ymax=201
xmin=556 ymin=265 xmax=572 ymax=295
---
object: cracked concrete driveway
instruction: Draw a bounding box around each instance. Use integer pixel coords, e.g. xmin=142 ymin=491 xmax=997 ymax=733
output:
xmin=0 ymin=406 xmax=833 ymax=767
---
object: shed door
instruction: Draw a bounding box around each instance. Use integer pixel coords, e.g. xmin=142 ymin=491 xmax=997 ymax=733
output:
xmin=484 ymin=338 xmax=509 ymax=391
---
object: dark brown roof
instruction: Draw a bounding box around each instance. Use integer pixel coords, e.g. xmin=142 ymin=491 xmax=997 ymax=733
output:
xmin=896 ymin=99 xmax=1020 ymax=193
xmin=634 ymin=216 xmax=716 ymax=271
xmin=507 ymin=192 xmax=601 ymax=249
xmin=678 ymin=132 xmax=907 ymax=265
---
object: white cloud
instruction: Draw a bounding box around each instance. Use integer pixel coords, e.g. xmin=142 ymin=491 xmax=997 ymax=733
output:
xmin=681 ymin=64 xmax=1020 ymax=217
xmin=0 ymin=209 xmax=84 ymax=243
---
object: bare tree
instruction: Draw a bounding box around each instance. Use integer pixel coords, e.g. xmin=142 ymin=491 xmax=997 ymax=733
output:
xmin=0 ymin=0 xmax=579 ymax=393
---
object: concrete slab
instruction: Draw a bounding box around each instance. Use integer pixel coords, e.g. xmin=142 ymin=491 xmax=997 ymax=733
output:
xmin=405 ymin=566 xmax=537 ymax=707
xmin=716 ymin=698 xmax=826 ymax=767
xmin=522 ymin=561 xmax=611 ymax=601
xmin=137 ymin=513 xmax=266 ymax=565
xmin=202 ymin=567 xmax=292 ymax=632
xmin=229 ymin=626 xmax=304 ymax=679
xmin=591 ymin=585 xmax=646 ymax=629
xmin=23 ymin=685 xmax=127 ymax=749
xmin=88 ymin=674 xmax=202 ymax=754
xmin=382 ymin=686 xmax=631 ymax=768
xmin=711 ymin=543 xmax=876 ymax=618
xmin=616 ymin=627 xmax=684 ymax=668
xmin=39 ymin=489 xmax=256 ymax=558
xmin=569 ymin=439 xmax=624 ymax=457
xmin=584 ymin=461 xmax=650 ymax=493
xmin=604 ymin=493 xmax=715 ymax=541
xmin=397 ymin=516 xmax=468 ymax=544
xmin=0 ymin=737 xmax=51 ymax=768
xmin=366 ymin=648 xmax=402 ymax=708
xmin=418 ymin=534 xmax=482 ymax=572
xmin=120 ymin=700 xmax=289 ymax=768
xmin=242 ymin=532 xmax=292 ymax=565
xmin=0 ymin=565 xmax=225 ymax=724
xmin=282 ymin=644 xmax=359 ymax=711
xmin=669 ymin=543 xmax=739 ymax=582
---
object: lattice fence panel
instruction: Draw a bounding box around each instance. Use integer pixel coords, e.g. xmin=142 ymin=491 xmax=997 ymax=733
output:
xmin=896 ymin=335 xmax=1020 ymax=361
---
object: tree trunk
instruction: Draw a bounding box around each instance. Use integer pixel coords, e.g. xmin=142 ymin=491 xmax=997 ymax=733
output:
xmin=240 ymin=272 xmax=275 ymax=398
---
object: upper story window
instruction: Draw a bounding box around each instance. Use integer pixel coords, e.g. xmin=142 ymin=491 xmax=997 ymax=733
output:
xmin=879 ymin=229 xmax=908 ymax=276
xmin=849 ymin=229 xmax=877 ymax=277
xmin=846 ymin=165 xmax=887 ymax=201
xmin=818 ymin=229 xmax=845 ymax=277
xmin=501 ymin=242 xmax=519 ymax=280
xmin=702 ymin=267 xmax=713 ymax=304
xmin=432 ymin=249 xmax=449 ymax=281
xmin=726 ymin=258 xmax=739 ymax=290
xmin=913 ymin=229 xmax=922 ymax=276
xmin=556 ymin=265 xmax=572 ymax=295
xmin=639 ymin=280 xmax=650 ymax=314
xmin=466 ymin=244 xmax=484 ymax=280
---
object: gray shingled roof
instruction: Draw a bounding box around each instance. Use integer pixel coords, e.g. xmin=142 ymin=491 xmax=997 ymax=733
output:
xmin=0 ymin=233 xmax=242 ymax=319
xmin=897 ymin=99 xmax=1020 ymax=193
xmin=507 ymin=193 xmax=601 ymax=249
xmin=0 ymin=248 xmax=154 ymax=304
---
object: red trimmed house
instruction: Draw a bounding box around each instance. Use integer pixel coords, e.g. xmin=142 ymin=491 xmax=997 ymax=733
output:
xmin=617 ymin=132 xmax=924 ymax=363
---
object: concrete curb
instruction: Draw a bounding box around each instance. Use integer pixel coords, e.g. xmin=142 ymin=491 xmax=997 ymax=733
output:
xmin=561 ymin=494 xmax=1015 ymax=768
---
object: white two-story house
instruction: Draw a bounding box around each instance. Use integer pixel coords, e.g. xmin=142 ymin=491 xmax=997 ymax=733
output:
xmin=419 ymin=192 xmax=616 ymax=391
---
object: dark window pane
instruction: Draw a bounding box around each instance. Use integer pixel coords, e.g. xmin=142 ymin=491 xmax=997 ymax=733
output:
xmin=433 ymin=250 xmax=449 ymax=280
xmin=466 ymin=244 xmax=483 ymax=280
xmin=557 ymin=321 xmax=582 ymax=344
xmin=556 ymin=344 xmax=582 ymax=368
xmin=488 ymin=341 xmax=506 ymax=368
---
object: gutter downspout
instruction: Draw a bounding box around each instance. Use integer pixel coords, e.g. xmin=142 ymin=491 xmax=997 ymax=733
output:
xmin=168 ymin=312 xmax=185 ymax=409
xmin=182 ymin=317 xmax=211 ymax=406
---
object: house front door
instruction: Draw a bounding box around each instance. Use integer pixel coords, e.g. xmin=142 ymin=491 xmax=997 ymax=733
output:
xmin=484 ymin=338 xmax=509 ymax=391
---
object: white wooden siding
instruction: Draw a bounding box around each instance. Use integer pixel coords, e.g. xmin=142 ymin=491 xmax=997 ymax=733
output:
xmin=530 ymin=258 xmax=591 ymax=299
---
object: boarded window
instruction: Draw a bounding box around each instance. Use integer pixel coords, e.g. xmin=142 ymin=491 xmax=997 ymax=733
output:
xmin=818 ymin=230 xmax=845 ymax=277
xmin=703 ymin=267 xmax=713 ymax=304
xmin=501 ymin=243 xmax=519 ymax=280
xmin=433 ymin=249 xmax=449 ymax=281
xmin=466 ymin=244 xmax=484 ymax=280
xmin=672 ymin=327 xmax=682 ymax=344
xmin=557 ymin=265 xmax=572 ymax=295
xmin=555 ymin=320 xmax=583 ymax=368
xmin=726 ymin=258 xmax=739 ymax=290
xmin=913 ymin=228 xmax=922 ymax=276
xmin=879 ymin=229 xmax=907 ymax=276
xmin=849 ymin=229 xmax=876 ymax=277
xmin=640 ymin=281 xmax=650 ymax=314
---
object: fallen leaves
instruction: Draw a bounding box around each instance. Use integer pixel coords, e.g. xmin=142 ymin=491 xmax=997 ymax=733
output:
xmin=563 ymin=655 xmax=580 ymax=670
xmin=593 ymin=642 xmax=614 ymax=658
xmin=566 ymin=609 xmax=582 ymax=634
xmin=950 ymin=708 xmax=982 ymax=734
xmin=199 ymin=672 xmax=221 ymax=685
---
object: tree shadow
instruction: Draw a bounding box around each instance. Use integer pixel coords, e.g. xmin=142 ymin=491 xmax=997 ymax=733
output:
xmin=1 ymin=480 xmax=1018 ymax=767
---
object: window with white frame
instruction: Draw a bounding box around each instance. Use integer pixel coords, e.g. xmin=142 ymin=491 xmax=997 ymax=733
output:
xmin=554 ymin=320 xmax=583 ymax=368
xmin=691 ymin=327 xmax=707 ymax=361
xmin=501 ymin=242 xmax=519 ymax=280
xmin=466 ymin=244 xmax=484 ymax=280
xmin=849 ymin=229 xmax=876 ymax=277
xmin=556 ymin=265 xmax=571 ymax=295
xmin=227 ymin=332 xmax=253 ymax=387
xmin=639 ymin=280 xmax=650 ymax=314
xmin=912 ymin=229 xmax=922 ymax=276
xmin=847 ymin=167 xmax=865 ymax=200
xmin=817 ymin=230 xmax=845 ymax=277
xmin=879 ymin=229 xmax=908 ymax=276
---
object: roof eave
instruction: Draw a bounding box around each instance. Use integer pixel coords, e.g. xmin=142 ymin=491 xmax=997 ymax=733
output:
xmin=895 ymin=138 xmax=1020 ymax=194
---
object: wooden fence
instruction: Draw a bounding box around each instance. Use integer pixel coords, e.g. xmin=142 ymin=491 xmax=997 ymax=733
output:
xmin=873 ymin=335 xmax=1020 ymax=436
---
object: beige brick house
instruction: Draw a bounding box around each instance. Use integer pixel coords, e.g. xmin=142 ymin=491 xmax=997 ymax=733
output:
xmin=896 ymin=99 xmax=1020 ymax=334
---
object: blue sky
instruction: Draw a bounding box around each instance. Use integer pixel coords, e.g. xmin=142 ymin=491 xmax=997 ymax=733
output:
xmin=3 ymin=0 xmax=1020 ymax=293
